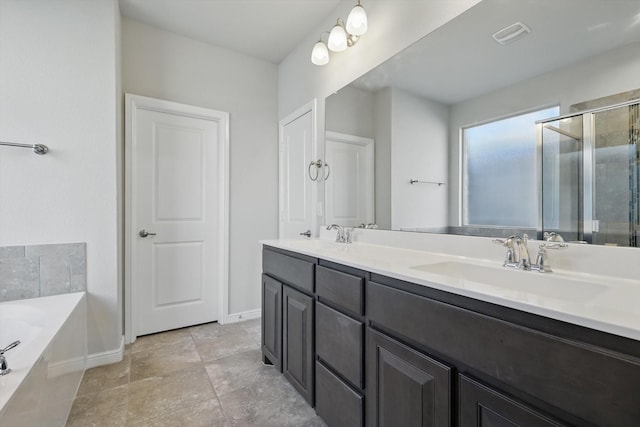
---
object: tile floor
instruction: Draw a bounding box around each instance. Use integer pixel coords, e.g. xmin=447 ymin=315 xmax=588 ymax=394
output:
xmin=66 ymin=319 xmax=327 ymax=427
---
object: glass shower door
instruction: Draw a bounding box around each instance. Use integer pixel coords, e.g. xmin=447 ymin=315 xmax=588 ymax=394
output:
xmin=539 ymin=101 xmax=640 ymax=247
xmin=591 ymin=104 xmax=640 ymax=247
xmin=540 ymin=115 xmax=584 ymax=242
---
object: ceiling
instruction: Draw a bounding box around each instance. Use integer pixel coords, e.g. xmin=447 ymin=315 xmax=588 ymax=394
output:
xmin=119 ymin=0 xmax=342 ymax=64
xmin=351 ymin=0 xmax=640 ymax=105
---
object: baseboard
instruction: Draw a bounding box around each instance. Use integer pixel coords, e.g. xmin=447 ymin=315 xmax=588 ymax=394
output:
xmin=222 ymin=308 xmax=261 ymax=324
xmin=86 ymin=335 xmax=125 ymax=369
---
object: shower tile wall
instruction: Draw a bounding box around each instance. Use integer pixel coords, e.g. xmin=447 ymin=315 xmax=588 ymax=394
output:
xmin=0 ymin=243 xmax=86 ymax=302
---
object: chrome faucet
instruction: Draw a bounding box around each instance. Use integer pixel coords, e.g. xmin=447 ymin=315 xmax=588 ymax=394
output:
xmin=531 ymin=232 xmax=568 ymax=273
xmin=494 ymin=233 xmax=567 ymax=273
xmin=494 ymin=234 xmax=531 ymax=270
xmin=0 ymin=340 xmax=20 ymax=375
xmin=327 ymin=224 xmax=352 ymax=243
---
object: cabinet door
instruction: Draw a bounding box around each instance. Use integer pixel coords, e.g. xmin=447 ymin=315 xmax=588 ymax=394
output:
xmin=367 ymin=328 xmax=451 ymax=427
xmin=459 ymin=375 xmax=566 ymax=427
xmin=283 ymin=284 xmax=314 ymax=405
xmin=261 ymin=274 xmax=282 ymax=371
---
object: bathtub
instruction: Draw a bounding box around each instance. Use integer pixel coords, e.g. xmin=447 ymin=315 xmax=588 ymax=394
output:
xmin=0 ymin=292 xmax=87 ymax=427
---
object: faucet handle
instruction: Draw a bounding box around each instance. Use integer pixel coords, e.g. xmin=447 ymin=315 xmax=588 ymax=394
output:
xmin=0 ymin=341 xmax=20 ymax=355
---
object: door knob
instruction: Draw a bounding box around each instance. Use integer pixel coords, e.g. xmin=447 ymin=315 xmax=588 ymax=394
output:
xmin=299 ymin=230 xmax=312 ymax=238
xmin=139 ymin=229 xmax=157 ymax=238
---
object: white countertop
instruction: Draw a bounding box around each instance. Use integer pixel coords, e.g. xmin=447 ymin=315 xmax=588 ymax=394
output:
xmin=262 ymin=239 xmax=640 ymax=342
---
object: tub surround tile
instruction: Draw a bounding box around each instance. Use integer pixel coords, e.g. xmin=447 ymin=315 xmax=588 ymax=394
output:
xmin=0 ymin=257 xmax=40 ymax=300
xmin=0 ymin=242 xmax=86 ymax=302
xmin=0 ymin=246 xmax=25 ymax=258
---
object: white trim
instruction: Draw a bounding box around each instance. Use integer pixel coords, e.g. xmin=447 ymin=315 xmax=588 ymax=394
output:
xmin=124 ymin=93 xmax=230 ymax=340
xmin=223 ymin=308 xmax=262 ymax=324
xmin=324 ymin=131 xmax=375 ymax=225
xmin=278 ymin=99 xmax=317 ymax=238
xmin=86 ymin=336 xmax=125 ymax=369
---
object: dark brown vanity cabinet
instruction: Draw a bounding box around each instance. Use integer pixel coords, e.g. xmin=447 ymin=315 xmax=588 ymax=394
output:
xmin=459 ymin=375 xmax=566 ymax=427
xmin=261 ymin=274 xmax=282 ymax=370
xmin=263 ymin=246 xmax=640 ymax=427
xmin=367 ymin=328 xmax=452 ymax=427
xmin=283 ymin=284 xmax=314 ymax=404
xmin=315 ymin=263 xmax=366 ymax=427
xmin=262 ymin=248 xmax=316 ymax=405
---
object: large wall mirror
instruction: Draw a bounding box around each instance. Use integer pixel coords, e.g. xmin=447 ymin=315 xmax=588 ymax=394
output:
xmin=324 ymin=0 xmax=640 ymax=247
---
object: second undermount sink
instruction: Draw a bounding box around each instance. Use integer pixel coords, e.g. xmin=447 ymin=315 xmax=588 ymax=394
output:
xmin=411 ymin=261 xmax=608 ymax=302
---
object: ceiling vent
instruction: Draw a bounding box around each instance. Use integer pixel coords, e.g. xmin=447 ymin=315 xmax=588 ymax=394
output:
xmin=492 ymin=22 xmax=531 ymax=45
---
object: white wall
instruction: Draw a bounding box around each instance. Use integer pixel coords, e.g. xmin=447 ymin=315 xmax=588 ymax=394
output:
xmin=374 ymin=88 xmax=392 ymax=229
xmin=325 ymin=85 xmax=375 ymax=138
xmin=447 ymin=42 xmax=640 ymax=224
xmin=122 ymin=18 xmax=279 ymax=316
xmin=391 ymin=88 xmax=449 ymax=230
xmin=0 ymin=0 xmax=121 ymax=356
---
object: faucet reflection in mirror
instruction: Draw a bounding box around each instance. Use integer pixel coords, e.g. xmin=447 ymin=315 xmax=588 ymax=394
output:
xmin=311 ymin=1 xmax=368 ymax=65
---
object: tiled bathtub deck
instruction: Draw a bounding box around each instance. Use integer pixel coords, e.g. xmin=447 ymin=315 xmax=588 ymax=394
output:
xmin=66 ymin=319 xmax=326 ymax=427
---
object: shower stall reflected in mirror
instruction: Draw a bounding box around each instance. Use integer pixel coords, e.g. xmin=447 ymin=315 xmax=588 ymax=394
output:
xmin=539 ymin=100 xmax=640 ymax=246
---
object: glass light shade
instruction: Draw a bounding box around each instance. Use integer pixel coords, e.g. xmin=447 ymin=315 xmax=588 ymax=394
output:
xmin=346 ymin=4 xmax=368 ymax=36
xmin=311 ymin=41 xmax=329 ymax=65
xmin=328 ymin=23 xmax=348 ymax=52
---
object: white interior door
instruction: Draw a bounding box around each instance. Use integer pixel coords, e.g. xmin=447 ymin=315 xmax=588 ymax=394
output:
xmin=127 ymin=94 xmax=229 ymax=337
xmin=279 ymin=101 xmax=316 ymax=239
xmin=325 ymin=131 xmax=374 ymax=227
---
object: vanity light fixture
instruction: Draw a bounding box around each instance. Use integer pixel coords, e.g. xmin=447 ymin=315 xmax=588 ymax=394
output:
xmin=311 ymin=32 xmax=330 ymax=65
xmin=311 ymin=0 xmax=368 ymax=65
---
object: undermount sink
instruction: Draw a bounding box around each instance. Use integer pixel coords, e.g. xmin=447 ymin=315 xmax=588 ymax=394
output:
xmin=411 ymin=261 xmax=608 ymax=302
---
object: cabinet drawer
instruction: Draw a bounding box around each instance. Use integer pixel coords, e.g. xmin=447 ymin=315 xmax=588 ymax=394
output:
xmin=316 ymin=302 xmax=364 ymax=388
xmin=368 ymin=281 xmax=640 ymax=427
xmin=263 ymin=248 xmax=314 ymax=293
xmin=316 ymin=361 xmax=364 ymax=427
xmin=316 ymin=265 xmax=364 ymax=316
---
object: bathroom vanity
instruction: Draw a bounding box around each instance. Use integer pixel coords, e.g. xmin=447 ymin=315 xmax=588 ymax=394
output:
xmin=261 ymin=238 xmax=640 ymax=427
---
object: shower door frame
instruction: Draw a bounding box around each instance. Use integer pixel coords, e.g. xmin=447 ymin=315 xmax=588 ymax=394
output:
xmin=537 ymin=98 xmax=639 ymax=245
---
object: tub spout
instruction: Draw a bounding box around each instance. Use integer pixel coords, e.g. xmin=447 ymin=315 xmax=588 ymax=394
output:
xmin=0 ymin=340 xmax=20 ymax=375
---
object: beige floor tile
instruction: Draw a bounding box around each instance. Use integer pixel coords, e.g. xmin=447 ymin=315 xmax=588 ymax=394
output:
xmin=66 ymin=385 xmax=129 ymax=427
xmin=127 ymin=365 xmax=215 ymax=424
xmin=189 ymin=321 xmax=246 ymax=340
xmin=205 ymin=349 xmax=279 ymax=398
xmin=130 ymin=337 xmax=201 ymax=382
xmin=125 ymin=398 xmax=228 ymax=427
xmin=130 ymin=327 xmax=193 ymax=354
xmin=194 ymin=330 xmax=260 ymax=362
xmin=77 ymin=354 xmax=131 ymax=396
xmin=217 ymin=376 xmax=323 ymax=427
